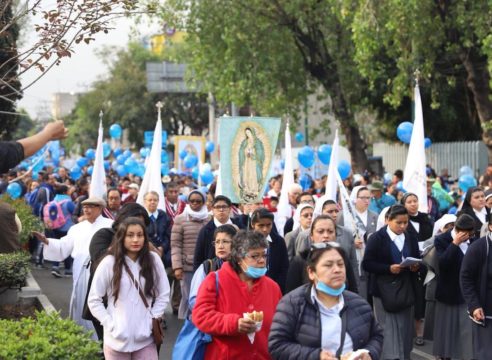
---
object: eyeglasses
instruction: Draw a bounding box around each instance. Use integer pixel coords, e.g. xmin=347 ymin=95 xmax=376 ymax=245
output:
xmin=189 ymin=199 xmax=203 ymax=204
xmin=212 ymin=240 xmax=232 ymax=246
xmin=213 ymin=205 xmax=230 ymax=210
xmin=245 ymin=251 xmax=268 ymax=262
xmin=310 ymin=242 xmax=340 ymax=251
xmin=301 ymin=213 xmax=314 ymax=218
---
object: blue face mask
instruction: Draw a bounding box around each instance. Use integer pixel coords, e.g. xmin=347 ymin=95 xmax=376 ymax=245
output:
xmin=316 ymin=279 xmax=346 ymax=297
xmin=243 ymin=265 xmax=267 ymax=279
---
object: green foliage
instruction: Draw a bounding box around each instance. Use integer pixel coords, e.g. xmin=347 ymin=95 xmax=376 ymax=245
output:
xmin=1 ymin=198 xmax=44 ymax=245
xmin=0 ymin=251 xmax=30 ymax=288
xmin=0 ymin=311 xmax=100 ymax=359
xmin=65 ymin=42 xmax=209 ymax=152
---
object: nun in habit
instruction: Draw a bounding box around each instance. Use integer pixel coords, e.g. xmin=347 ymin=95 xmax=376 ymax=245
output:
xmin=33 ymin=197 xmax=113 ymax=338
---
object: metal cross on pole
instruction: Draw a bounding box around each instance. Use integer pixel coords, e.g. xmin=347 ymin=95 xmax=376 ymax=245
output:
xmin=414 ymin=69 xmax=420 ymax=86
xmin=156 ymin=101 xmax=163 ymax=121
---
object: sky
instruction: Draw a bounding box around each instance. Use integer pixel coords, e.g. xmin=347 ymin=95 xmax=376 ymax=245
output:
xmin=17 ymin=10 xmax=157 ymax=119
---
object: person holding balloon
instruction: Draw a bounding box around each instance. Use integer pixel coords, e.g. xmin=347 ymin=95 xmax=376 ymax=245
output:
xmin=458 ymin=187 xmax=490 ymax=239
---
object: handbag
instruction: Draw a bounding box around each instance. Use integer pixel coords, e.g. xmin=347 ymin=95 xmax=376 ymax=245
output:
xmin=123 ymin=263 xmax=164 ymax=347
xmin=172 ymin=271 xmax=219 ymax=360
xmin=376 ymin=271 xmax=415 ymax=313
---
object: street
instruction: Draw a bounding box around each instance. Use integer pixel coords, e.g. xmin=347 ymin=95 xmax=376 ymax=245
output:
xmin=32 ymin=265 xmax=433 ymax=360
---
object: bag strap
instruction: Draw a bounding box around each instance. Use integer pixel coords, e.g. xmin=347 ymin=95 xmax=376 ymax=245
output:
xmin=335 ymin=309 xmax=347 ymax=359
xmin=123 ymin=262 xmax=150 ymax=309
xmin=215 ymin=271 xmax=219 ymax=296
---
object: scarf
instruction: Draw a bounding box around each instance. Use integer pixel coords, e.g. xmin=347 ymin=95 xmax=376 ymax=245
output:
xmin=183 ymin=189 xmax=209 ymax=221
xmin=293 ymin=203 xmax=314 ymax=231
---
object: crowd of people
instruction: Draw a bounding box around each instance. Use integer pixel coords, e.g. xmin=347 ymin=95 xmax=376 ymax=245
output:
xmin=2 ymin=128 xmax=492 ymax=360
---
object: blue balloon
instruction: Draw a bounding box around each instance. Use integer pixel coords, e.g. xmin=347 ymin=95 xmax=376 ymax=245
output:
xmin=161 ymin=163 xmax=169 ymax=176
xmin=280 ymin=159 xmax=285 ymax=170
xmin=200 ymin=169 xmax=214 ymax=185
xmin=178 ymin=194 xmax=187 ymax=202
xmin=383 ymin=173 xmax=392 ymax=185
xmin=337 ymin=160 xmax=352 ymax=180
xmin=123 ymin=149 xmax=132 ymax=158
xmin=116 ymin=154 xmax=126 ymax=165
xmin=317 ymin=144 xmax=332 ymax=165
xmin=109 ymin=124 xmax=122 ymax=139
xmin=77 ymin=157 xmax=89 ymax=168
xmin=6 ymin=182 xmax=22 ymax=199
xmin=184 ymin=154 xmax=198 ymax=169
xmin=161 ymin=151 xmax=169 ymax=163
xmin=299 ymin=174 xmax=312 ymax=190
xmin=85 ymin=148 xmax=96 ymax=160
xmin=113 ymin=147 xmax=123 ymax=157
xmin=135 ymin=164 xmax=146 ymax=177
xmin=104 ymin=160 xmax=110 ymax=171
xmin=199 ymin=186 xmax=209 ymax=194
xmin=424 ymin=138 xmax=432 ymax=149
xmin=396 ymin=122 xmax=413 ymax=144
xmin=459 ymin=166 xmax=474 ymax=177
xmin=140 ymin=147 xmax=150 ymax=158
xmin=70 ymin=166 xmax=82 ymax=180
xmin=458 ymin=174 xmax=477 ymax=192
xmin=396 ymin=181 xmax=406 ymax=192
xmin=179 ymin=149 xmax=187 ymax=160
xmin=103 ymin=143 xmax=111 ymax=158
xmin=111 ymin=160 xmax=119 ymax=171
xmin=124 ymin=158 xmax=138 ymax=174
xmin=191 ymin=166 xmax=199 ymax=180
xmin=205 ymin=141 xmax=215 ymax=154
xmin=297 ymin=146 xmax=315 ymax=168
xmin=116 ymin=165 xmax=127 ymax=177
xmin=295 ymin=132 xmax=304 ymax=142
xmin=87 ymin=166 xmax=94 ymax=176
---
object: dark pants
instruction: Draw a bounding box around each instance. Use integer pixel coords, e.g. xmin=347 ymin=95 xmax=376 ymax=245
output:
xmin=166 ymin=267 xmax=181 ymax=312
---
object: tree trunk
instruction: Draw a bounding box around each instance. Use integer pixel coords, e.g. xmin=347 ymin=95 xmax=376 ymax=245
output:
xmin=459 ymin=49 xmax=492 ymax=160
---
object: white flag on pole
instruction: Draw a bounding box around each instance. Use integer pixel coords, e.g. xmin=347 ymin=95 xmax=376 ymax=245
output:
xmin=89 ymin=116 xmax=107 ymax=199
xmin=275 ymin=124 xmax=295 ymax=236
xmin=403 ymin=83 xmax=428 ymax=213
xmin=314 ymin=130 xmax=339 ymax=215
xmin=137 ymin=102 xmax=166 ymax=211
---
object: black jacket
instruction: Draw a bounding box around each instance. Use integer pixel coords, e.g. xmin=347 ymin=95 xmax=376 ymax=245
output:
xmin=362 ymin=226 xmax=420 ymax=297
xmin=193 ymin=217 xmax=244 ymax=271
xmin=268 ymin=284 xmax=383 ymax=360
xmin=407 ymin=212 xmax=434 ymax=242
xmin=458 ymin=207 xmax=491 ymax=239
xmin=286 ymin=248 xmax=358 ymax=294
xmin=460 ymin=236 xmax=490 ymax=315
xmin=435 ymin=230 xmax=472 ymax=305
xmin=147 ymin=209 xmax=172 ymax=268
xmin=266 ymin=231 xmax=290 ymax=294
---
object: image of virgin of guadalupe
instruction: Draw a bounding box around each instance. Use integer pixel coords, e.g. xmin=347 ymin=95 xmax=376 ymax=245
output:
xmin=238 ymin=127 xmax=265 ymax=202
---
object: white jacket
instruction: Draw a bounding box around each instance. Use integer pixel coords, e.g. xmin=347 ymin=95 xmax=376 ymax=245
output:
xmin=88 ymin=251 xmax=170 ymax=352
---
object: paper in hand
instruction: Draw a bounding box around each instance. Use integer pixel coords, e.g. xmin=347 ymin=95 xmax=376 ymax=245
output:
xmin=400 ymin=257 xmax=422 ymax=267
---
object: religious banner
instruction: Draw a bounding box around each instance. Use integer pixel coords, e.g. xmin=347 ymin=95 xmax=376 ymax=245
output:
xmin=219 ymin=117 xmax=281 ymax=203
xmin=174 ymin=135 xmax=206 ymax=171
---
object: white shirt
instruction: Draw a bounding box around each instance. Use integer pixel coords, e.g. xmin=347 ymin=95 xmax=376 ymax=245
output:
xmin=89 ymin=252 xmax=170 ymax=352
xmin=356 ymin=210 xmax=368 ymax=227
xmin=474 ymin=208 xmax=487 ymax=224
xmin=213 ymin=217 xmax=232 ymax=227
xmin=148 ymin=210 xmax=159 ymax=220
xmin=386 ymin=227 xmax=405 ymax=253
xmin=310 ymin=286 xmax=353 ymax=355
xmin=410 ymin=220 xmax=420 ymax=233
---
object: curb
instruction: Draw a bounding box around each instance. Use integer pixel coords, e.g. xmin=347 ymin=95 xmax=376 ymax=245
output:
xmin=19 ymin=271 xmax=57 ymax=313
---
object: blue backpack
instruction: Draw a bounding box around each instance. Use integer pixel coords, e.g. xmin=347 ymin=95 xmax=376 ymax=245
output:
xmin=172 ymin=272 xmax=219 ymax=360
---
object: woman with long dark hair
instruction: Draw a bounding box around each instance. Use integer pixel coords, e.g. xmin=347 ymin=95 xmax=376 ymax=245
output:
xmin=88 ymin=217 xmax=170 ymax=359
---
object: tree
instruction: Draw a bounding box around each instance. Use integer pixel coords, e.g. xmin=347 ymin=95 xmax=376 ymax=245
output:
xmin=0 ymin=2 xmax=21 ymax=139
xmin=351 ymin=0 xmax=492 ymax=156
xmin=65 ymin=43 xmax=209 ymax=151
xmin=158 ymin=0 xmax=377 ymax=171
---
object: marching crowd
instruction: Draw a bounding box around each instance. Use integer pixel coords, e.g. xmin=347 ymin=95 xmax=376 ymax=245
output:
xmin=2 ymin=132 xmax=492 ymax=360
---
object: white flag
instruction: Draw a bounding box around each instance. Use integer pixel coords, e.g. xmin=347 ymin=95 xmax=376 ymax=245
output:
xmin=314 ymin=130 xmax=339 ymax=216
xmin=275 ymin=124 xmax=295 ymax=236
xmin=89 ymin=120 xmax=107 ymax=199
xmin=403 ymin=84 xmax=428 ymax=213
xmin=137 ymin=106 xmax=165 ymax=211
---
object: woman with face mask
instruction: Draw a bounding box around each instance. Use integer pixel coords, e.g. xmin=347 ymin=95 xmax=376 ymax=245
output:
xmin=192 ymin=230 xmax=282 ymax=360
xmin=269 ymin=243 xmax=383 ymax=360
xmin=362 ymin=205 xmax=420 ymax=360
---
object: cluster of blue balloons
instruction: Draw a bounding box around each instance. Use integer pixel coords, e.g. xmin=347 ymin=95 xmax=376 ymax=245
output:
xmin=181 ymin=152 xmax=199 ymax=169
xmin=458 ymin=166 xmax=477 ymax=192
xmin=299 ymin=173 xmax=312 ymax=190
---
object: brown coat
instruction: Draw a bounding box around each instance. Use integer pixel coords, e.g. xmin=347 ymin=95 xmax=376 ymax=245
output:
xmin=171 ymin=212 xmax=209 ymax=272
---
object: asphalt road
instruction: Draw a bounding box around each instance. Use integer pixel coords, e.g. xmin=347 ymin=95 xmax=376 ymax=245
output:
xmin=31 ymin=265 xmax=183 ymax=360
xmin=32 ymin=265 xmax=434 ymax=360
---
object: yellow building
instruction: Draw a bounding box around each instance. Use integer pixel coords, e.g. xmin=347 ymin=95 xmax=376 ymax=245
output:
xmin=150 ymin=31 xmax=187 ymax=55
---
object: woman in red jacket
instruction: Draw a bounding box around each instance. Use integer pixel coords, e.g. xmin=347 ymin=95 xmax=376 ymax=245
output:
xmin=193 ymin=230 xmax=282 ymax=359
